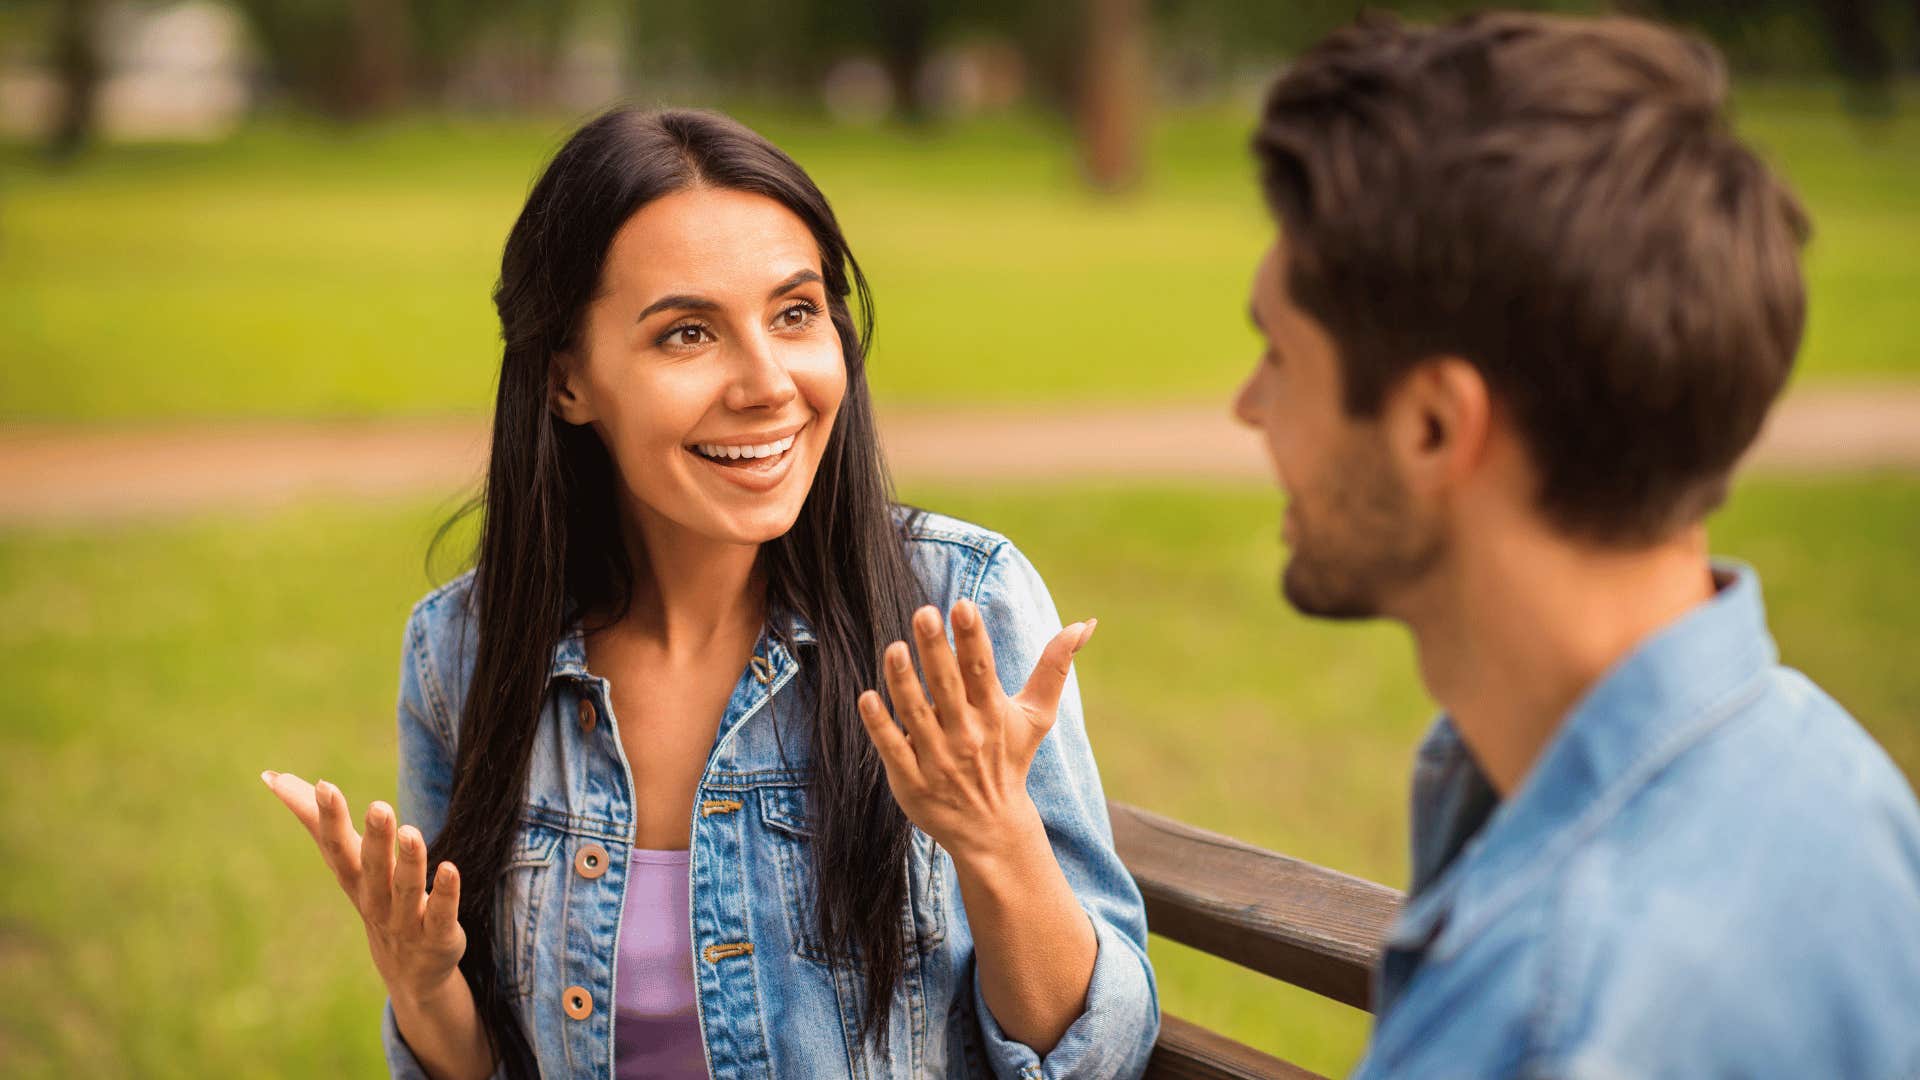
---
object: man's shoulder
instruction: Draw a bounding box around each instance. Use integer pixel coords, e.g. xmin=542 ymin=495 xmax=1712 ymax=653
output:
xmin=1525 ymin=670 xmax=1920 ymax=1075
xmin=1597 ymin=664 xmax=1920 ymax=878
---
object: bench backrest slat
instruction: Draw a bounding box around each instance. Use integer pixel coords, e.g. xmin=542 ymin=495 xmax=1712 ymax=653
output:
xmin=1145 ymin=1013 xmax=1331 ymax=1079
xmin=1108 ymin=800 xmax=1403 ymax=1011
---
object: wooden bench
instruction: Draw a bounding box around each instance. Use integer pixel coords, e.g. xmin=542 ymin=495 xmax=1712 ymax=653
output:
xmin=1107 ymin=801 xmax=1404 ymax=1079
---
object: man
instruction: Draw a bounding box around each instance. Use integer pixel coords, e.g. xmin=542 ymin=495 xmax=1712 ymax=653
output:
xmin=1233 ymin=12 xmax=1920 ymax=1078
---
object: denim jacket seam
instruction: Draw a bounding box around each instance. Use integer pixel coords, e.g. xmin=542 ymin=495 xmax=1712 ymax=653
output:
xmin=1530 ymin=875 xmax=1572 ymax=1075
xmin=518 ymin=805 xmax=630 ymax=845
xmin=699 ymin=768 xmax=812 ymax=790
xmin=407 ymin=580 xmax=472 ymax=752
xmin=735 ymin=847 xmax=774 ymax=1080
xmin=905 ymin=524 xmax=1009 ymax=560
xmin=961 ymin=539 xmax=1013 ymax=607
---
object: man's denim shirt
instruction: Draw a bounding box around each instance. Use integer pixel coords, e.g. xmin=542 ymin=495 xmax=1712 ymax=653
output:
xmin=379 ymin=511 xmax=1158 ymax=1079
xmin=1354 ymin=564 xmax=1920 ymax=1079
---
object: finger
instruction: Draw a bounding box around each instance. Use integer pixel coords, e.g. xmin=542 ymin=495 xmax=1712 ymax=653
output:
xmin=882 ymin=640 xmax=947 ymax=760
xmin=949 ymin=599 xmax=1003 ymax=707
xmin=360 ymin=800 xmax=397 ymax=924
xmin=911 ymin=605 xmax=969 ymax=726
xmin=312 ymin=779 xmax=365 ymax=895
xmin=858 ymin=690 xmax=924 ymax=788
xmin=424 ymin=861 xmax=462 ymax=942
xmin=1014 ymin=619 xmax=1093 ymax=725
xmin=262 ymin=769 xmax=322 ymax=835
xmin=392 ymin=824 xmax=429 ymax=933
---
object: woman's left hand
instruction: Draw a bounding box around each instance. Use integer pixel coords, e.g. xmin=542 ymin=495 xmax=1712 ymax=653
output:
xmin=858 ymin=600 xmax=1095 ymax=865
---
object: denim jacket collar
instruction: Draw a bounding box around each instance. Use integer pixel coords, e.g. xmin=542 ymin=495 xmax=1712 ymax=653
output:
xmin=1388 ymin=561 xmax=1779 ymax=957
xmin=545 ymin=606 xmax=818 ymax=685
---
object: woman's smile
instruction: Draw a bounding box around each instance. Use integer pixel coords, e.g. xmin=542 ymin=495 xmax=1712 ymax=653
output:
xmin=684 ymin=419 xmax=810 ymax=493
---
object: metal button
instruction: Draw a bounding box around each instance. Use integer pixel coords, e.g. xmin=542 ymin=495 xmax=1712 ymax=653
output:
xmin=562 ymin=985 xmax=593 ymax=1020
xmin=574 ymin=843 xmax=608 ymax=880
xmin=576 ymin=697 xmax=597 ymax=733
xmin=749 ymin=655 xmax=773 ymax=684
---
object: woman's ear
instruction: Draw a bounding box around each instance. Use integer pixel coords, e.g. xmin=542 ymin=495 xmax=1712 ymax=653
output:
xmin=548 ymin=349 xmax=594 ymax=425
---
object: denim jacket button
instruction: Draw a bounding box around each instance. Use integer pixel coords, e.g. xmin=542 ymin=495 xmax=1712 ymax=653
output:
xmin=562 ymin=985 xmax=593 ymax=1020
xmin=574 ymin=843 xmax=609 ymax=880
xmin=576 ymin=697 xmax=597 ymax=733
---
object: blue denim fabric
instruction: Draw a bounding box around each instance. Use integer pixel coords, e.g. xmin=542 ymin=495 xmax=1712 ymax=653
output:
xmin=1354 ymin=563 xmax=1920 ymax=1079
xmin=379 ymin=510 xmax=1158 ymax=1079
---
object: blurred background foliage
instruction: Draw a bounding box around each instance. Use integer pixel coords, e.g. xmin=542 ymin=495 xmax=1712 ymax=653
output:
xmin=2 ymin=2 xmax=1917 ymax=1077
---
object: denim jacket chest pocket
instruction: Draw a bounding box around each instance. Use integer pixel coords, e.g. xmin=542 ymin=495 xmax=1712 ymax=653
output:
xmin=496 ymin=821 xmax=564 ymax=1001
xmin=753 ymin=781 xmax=946 ymax=967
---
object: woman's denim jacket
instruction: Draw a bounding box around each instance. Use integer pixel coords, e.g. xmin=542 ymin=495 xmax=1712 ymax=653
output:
xmin=379 ymin=511 xmax=1160 ymax=1079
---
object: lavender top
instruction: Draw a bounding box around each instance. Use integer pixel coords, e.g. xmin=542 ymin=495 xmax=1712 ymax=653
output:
xmin=615 ymin=848 xmax=705 ymax=1079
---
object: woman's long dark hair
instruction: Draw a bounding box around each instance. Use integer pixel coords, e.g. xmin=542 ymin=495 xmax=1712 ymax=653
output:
xmin=426 ymin=108 xmax=926 ymax=1075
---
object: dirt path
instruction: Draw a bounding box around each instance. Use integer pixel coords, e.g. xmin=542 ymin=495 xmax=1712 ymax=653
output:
xmin=3 ymin=387 xmax=1917 ymax=524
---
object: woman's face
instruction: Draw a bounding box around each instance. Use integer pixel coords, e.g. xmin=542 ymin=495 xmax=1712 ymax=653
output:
xmin=551 ymin=186 xmax=848 ymax=549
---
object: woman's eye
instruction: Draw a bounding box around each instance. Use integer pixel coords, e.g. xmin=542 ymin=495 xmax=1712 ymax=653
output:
xmin=659 ymin=323 xmax=711 ymax=348
xmin=777 ymin=302 xmax=819 ymax=329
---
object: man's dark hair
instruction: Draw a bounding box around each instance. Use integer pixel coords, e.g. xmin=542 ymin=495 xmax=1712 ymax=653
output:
xmin=1254 ymin=12 xmax=1810 ymax=544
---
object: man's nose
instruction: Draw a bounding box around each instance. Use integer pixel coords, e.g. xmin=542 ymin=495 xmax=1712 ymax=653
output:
xmin=1231 ymin=370 xmax=1263 ymax=430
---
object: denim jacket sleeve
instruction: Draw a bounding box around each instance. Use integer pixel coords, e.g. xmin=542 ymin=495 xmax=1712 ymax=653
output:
xmin=381 ymin=596 xmax=507 ymax=1080
xmin=966 ymin=541 xmax=1160 ymax=1080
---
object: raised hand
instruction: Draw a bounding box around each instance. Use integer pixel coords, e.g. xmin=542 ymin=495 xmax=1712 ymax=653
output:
xmin=856 ymin=600 xmax=1095 ymax=863
xmin=260 ymin=771 xmax=466 ymax=1005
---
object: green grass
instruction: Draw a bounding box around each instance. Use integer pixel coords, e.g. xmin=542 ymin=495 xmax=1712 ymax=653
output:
xmin=2 ymin=475 xmax=1915 ymax=1077
xmin=4 ymin=84 xmax=1920 ymax=422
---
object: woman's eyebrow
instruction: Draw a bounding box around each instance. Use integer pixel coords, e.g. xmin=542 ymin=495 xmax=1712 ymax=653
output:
xmin=635 ymin=270 xmax=822 ymax=323
xmin=768 ymin=269 xmax=823 ymax=299
xmin=636 ymin=294 xmax=718 ymax=322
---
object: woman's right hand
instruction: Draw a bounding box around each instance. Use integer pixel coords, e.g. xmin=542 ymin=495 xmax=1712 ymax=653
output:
xmin=261 ymin=770 xmax=467 ymax=1006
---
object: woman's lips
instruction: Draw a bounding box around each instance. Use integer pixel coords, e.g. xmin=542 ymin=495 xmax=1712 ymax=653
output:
xmin=685 ymin=422 xmax=807 ymax=492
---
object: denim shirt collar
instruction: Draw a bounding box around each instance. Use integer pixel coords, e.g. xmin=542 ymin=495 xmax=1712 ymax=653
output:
xmin=1388 ymin=561 xmax=1778 ymax=957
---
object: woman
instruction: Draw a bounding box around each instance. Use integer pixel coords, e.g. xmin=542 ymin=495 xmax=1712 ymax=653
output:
xmin=261 ymin=108 xmax=1157 ymax=1079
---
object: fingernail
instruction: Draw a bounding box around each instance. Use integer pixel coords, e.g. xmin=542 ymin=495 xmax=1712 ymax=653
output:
xmin=260 ymin=770 xmax=277 ymax=788
xmin=1074 ymin=619 xmax=1098 ymax=652
xmin=953 ymin=600 xmax=976 ymax=629
xmin=889 ymin=644 xmax=909 ymax=671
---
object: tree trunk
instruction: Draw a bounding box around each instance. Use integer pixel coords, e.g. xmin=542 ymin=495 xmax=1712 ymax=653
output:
xmin=47 ymin=0 xmax=102 ymax=161
xmin=1815 ymin=0 xmax=1892 ymax=114
xmin=1077 ymin=0 xmax=1146 ymax=192
xmin=875 ymin=0 xmax=934 ymax=123
xmin=342 ymin=0 xmax=411 ymax=119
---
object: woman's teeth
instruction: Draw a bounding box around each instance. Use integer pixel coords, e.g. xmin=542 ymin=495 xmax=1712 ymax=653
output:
xmin=694 ymin=434 xmax=796 ymax=461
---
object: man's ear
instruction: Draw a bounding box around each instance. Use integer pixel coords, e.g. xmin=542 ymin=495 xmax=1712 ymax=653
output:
xmin=1384 ymin=356 xmax=1490 ymax=495
xmin=548 ymin=349 xmax=593 ymax=426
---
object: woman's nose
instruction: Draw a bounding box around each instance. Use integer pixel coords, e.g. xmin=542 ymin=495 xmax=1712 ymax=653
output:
xmin=723 ymin=335 xmax=799 ymax=412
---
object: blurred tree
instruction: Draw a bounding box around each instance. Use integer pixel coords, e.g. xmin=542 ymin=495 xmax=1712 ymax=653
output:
xmin=874 ymin=0 xmax=935 ymax=120
xmin=231 ymin=0 xmax=582 ymax=118
xmin=1634 ymin=0 xmax=1912 ymax=111
xmin=47 ymin=0 xmax=102 ymax=159
xmin=232 ymin=0 xmax=401 ymax=118
xmin=1081 ymin=0 xmax=1147 ymax=191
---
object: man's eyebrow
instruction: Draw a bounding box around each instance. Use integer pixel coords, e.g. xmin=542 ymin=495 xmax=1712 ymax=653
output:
xmin=768 ymin=268 xmax=823 ymax=299
xmin=637 ymin=294 xmax=719 ymax=322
